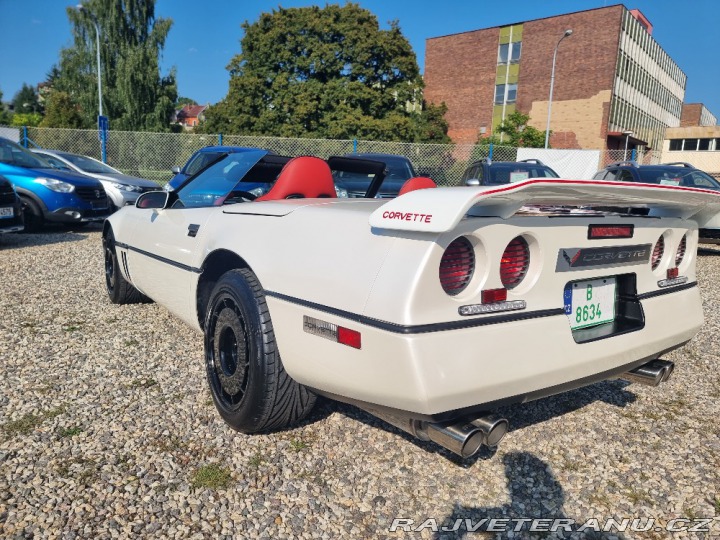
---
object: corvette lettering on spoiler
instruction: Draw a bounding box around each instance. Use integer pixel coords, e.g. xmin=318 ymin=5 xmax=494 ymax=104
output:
xmin=381 ymin=211 xmax=433 ymax=223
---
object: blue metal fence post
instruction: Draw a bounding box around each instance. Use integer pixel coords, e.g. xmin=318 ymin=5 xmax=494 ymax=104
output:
xmin=218 ymin=133 xmax=223 ymax=146
xmin=22 ymin=126 xmax=28 ymax=148
xmin=353 ymin=139 xmax=357 ymax=153
xmin=488 ymin=143 xmax=494 ymax=161
xmin=101 ymin=129 xmax=107 ymax=163
xmin=631 ymin=148 xmax=637 ymax=162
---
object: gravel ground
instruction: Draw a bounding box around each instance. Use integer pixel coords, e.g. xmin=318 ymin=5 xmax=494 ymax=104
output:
xmin=1 ymin=226 xmax=719 ymax=540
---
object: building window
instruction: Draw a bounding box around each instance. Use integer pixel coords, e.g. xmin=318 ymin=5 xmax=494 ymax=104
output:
xmin=497 ymin=42 xmax=521 ymax=64
xmin=669 ymin=139 xmax=682 ymax=151
xmin=494 ymin=84 xmax=506 ymax=104
xmin=494 ymin=83 xmax=517 ymax=105
xmin=506 ymin=83 xmax=517 ymax=102
xmin=698 ymin=138 xmax=711 ymax=151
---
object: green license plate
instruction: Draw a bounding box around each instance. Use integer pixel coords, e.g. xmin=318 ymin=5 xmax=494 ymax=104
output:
xmin=564 ymin=277 xmax=616 ymax=330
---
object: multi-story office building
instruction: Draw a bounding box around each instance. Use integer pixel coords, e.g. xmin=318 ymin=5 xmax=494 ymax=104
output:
xmin=424 ymin=4 xmax=692 ymax=153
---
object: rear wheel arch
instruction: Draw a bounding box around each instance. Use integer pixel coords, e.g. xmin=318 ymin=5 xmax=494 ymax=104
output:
xmin=197 ymin=249 xmax=252 ymax=328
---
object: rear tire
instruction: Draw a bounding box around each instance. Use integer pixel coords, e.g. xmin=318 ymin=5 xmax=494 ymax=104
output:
xmin=103 ymin=229 xmax=149 ymax=304
xmin=20 ymin=196 xmax=43 ymax=233
xmin=204 ymin=268 xmax=316 ymax=433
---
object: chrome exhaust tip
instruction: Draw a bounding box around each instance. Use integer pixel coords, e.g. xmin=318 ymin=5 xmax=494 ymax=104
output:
xmin=621 ymin=359 xmax=675 ymax=386
xmin=424 ymin=421 xmax=486 ymax=458
xmin=472 ymin=414 xmax=509 ymax=447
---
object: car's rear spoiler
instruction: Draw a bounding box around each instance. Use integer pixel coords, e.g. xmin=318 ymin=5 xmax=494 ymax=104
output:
xmin=368 ymin=179 xmax=720 ymax=233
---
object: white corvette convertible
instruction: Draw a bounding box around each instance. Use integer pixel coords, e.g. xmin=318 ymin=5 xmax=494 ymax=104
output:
xmin=103 ymin=149 xmax=720 ymax=458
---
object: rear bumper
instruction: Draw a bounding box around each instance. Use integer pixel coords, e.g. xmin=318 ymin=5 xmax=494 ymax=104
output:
xmin=268 ymin=284 xmax=702 ymax=416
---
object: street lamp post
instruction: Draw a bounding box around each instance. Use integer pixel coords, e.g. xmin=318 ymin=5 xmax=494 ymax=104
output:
xmin=622 ymin=130 xmax=634 ymax=161
xmin=544 ymin=29 xmax=573 ymax=149
xmin=77 ymin=4 xmax=103 ymax=118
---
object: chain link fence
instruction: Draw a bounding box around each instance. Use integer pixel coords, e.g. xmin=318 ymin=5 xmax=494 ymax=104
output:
xmin=5 ymin=126 xmax=717 ymax=187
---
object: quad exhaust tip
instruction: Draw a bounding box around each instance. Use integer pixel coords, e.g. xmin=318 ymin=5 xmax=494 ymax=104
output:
xmin=621 ymin=359 xmax=675 ymax=386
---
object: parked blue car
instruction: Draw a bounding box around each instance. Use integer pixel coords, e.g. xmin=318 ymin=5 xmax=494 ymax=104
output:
xmin=0 ymin=137 xmax=111 ymax=231
xmin=0 ymin=174 xmax=24 ymax=234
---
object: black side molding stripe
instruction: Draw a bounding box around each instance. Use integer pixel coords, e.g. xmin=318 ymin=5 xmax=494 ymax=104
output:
xmin=637 ymin=281 xmax=697 ymax=300
xmin=264 ymin=290 xmax=564 ymax=335
xmin=115 ymin=241 xmax=202 ymax=274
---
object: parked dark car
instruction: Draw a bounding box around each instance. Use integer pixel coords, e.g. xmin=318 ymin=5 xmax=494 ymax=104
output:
xmin=334 ymin=153 xmax=418 ymax=198
xmin=461 ymin=158 xmax=560 ymax=186
xmin=592 ymin=161 xmax=720 ymax=189
xmin=0 ymin=174 xmax=24 ymax=234
xmin=592 ymin=161 xmax=720 ymax=243
xmin=0 ymin=137 xmax=111 ymax=231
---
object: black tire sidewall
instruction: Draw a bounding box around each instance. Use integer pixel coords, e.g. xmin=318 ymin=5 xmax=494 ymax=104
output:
xmin=204 ymin=270 xmax=272 ymax=433
xmin=20 ymin=196 xmax=43 ymax=232
xmin=103 ymin=231 xmax=121 ymax=303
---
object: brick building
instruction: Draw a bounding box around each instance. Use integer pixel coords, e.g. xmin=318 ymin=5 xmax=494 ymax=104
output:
xmin=424 ymin=4 xmax=688 ymax=153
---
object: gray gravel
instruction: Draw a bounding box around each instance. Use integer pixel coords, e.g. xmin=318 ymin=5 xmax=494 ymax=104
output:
xmin=1 ymin=226 xmax=719 ymax=539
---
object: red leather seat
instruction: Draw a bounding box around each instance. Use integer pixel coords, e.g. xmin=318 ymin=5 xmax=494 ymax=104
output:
xmin=397 ymin=176 xmax=437 ymax=196
xmin=256 ymin=156 xmax=337 ymax=201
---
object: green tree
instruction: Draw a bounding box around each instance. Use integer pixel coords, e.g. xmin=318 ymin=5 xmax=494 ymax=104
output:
xmin=483 ymin=111 xmax=547 ymax=148
xmin=204 ymin=4 xmax=443 ymax=142
xmin=176 ymin=97 xmax=197 ymax=108
xmin=12 ymin=84 xmax=43 ymax=114
xmin=40 ymin=91 xmax=84 ymax=128
xmin=0 ymin=88 xmax=12 ymax=125
xmin=55 ymin=0 xmax=177 ymax=131
xmin=11 ymin=113 xmax=43 ymax=127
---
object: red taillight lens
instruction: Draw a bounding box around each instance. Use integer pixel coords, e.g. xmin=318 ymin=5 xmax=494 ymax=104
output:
xmin=439 ymin=237 xmax=475 ymax=295
xmin=651 ymin=236 xmax=664 ymax=270
xmin=500 ymin=236 xmax=529 ymax=289
xmin=675 ymin=235 xmax=686 ymax=266
xmin=482 ymin=288 xmax=507 ymax=304
xmin=588 ymin=224 xmax=634 ymax=239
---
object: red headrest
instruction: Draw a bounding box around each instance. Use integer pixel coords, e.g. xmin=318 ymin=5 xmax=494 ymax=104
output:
xmin=397 ymin=176 xmax=437 ymax=196
xmin=256 ymin=156 xmax=336 ymax=201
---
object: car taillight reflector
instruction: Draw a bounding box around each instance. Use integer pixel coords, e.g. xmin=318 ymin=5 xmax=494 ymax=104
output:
xmin=439 ymin=237 xmax=475 ymax=295
xmin=500 ymin=236 xmax=529 ymax=289
xmin=675 ymin=235 xmax=686 ymax=266
xmin=667 ymin=267 xmax=679 ymax=279
xmin=588 ymin=224 xmax=634 ymax=239
xmin=651 ymin=236 xmax=664 ymax=270
xmin=337 ymin=326 xmax=362 ymax=349
xmin=481 ymin=288 xmax=507 ymax=304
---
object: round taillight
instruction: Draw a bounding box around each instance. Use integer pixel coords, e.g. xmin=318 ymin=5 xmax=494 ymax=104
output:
xmin=675 ymin=235 xmax=686 ymax=266
xmin=651 ymin=236 xmax=664 ymax=270
xmin=439 ymin=237 xmax=475 ymax=295
xmin=500 ymin=236 xmax=529 ymax=289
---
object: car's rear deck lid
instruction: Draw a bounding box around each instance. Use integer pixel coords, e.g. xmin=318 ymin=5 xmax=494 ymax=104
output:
xmin=369 ymin=179 xmax=720 ymax=233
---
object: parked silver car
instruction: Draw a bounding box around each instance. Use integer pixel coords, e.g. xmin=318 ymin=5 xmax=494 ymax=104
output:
xmin=31 ymin=149 xmax=160 ymax=211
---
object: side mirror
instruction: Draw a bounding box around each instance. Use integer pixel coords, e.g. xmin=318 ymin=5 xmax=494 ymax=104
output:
xmin=136 ymin=190 xmax=169 ymax=209
xmin=171 ymin=166 xmax=181 ymax=174
xmin=465 ymin=178 xmax=481 ymax=186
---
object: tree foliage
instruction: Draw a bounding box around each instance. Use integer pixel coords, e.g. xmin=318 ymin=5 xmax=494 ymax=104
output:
xmin=55 ymin=0 xmax=177 ymax=131
xmin=40 ymin=92 xmax=85 ymax=128
xmin=12 ymin=84 xmax=43 ymax=114
xmin=480 ymin=111 xmax=547 ymax=148
xmin=0 ymin=88 xmax=11 ymax=125
xmin=203 ymin=4 xmax=447 ymax=143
